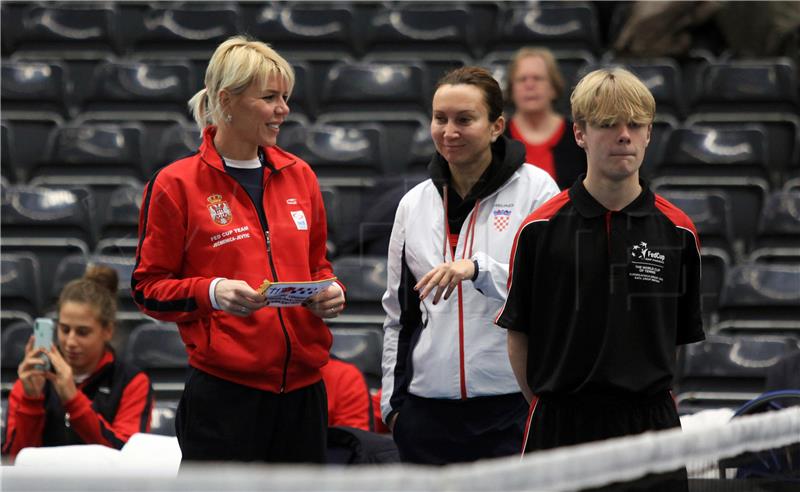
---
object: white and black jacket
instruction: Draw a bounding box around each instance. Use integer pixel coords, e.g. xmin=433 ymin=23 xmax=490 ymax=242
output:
xmin=381 ymin=136 xmax=560 ymax=423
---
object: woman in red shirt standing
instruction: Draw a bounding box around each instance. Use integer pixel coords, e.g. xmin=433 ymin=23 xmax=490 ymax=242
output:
xmin=3 ymin=266 xmax=153 ymax=460
xmin=504 ymin=47 xmax=586 ymax=189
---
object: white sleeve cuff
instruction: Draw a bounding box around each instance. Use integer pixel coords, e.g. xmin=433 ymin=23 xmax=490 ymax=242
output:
xmin=209 ymin=278 xmax=225 ymax=310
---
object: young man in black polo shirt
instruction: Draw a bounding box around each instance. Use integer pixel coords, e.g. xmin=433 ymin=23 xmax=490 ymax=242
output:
xmin=496 ymin=68 xmax=705 ymax=457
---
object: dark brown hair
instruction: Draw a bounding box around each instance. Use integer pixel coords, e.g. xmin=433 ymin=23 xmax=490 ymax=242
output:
xmin=58 ymin=264 xmax=118 ymax=327
xmin=435 ymin=66 xmax=504 ymax=122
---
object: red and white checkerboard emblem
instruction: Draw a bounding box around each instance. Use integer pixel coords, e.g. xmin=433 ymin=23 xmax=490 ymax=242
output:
xmin=493 ymin=208 xmax=512 ymax=232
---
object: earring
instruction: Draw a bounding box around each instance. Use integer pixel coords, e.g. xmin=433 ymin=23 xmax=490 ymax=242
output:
xmin=225 ymin=113 xmax=232 ymax=124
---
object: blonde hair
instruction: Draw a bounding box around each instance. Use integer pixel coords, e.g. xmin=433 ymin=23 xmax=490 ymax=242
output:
xmin=506 ymin=47 xmax=565 ymax=103
xmin=58 ymin=264 xmax=118 ymax=328
xmin=188 ymin=36 xmax=295 ymax=131
xmin=570 ymin=68 xmax=655 ymax=128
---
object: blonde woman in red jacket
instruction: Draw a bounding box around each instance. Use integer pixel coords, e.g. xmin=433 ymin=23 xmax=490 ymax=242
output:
xmin=131 ymin=36 xmax=345 ymax=464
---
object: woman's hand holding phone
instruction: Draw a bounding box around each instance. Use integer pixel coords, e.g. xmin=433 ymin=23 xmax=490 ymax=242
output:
xmin=44 ymin=347 xmax=77 ymax=403
xmin=17 ymin=337 xmax=48 ymax=398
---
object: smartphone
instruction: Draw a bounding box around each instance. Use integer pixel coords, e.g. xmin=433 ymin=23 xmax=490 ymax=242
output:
xmin=32 ymin=317 xmax=54 ymax=372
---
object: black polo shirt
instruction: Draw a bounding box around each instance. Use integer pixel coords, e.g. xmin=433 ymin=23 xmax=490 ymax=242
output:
xmin=496 ymin=178 xmax=705 ymax=397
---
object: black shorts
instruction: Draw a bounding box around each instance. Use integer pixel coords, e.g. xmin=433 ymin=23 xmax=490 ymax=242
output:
xmin=523 ymin=390 xmax=687 ymax=491
xmin=523 ymin=390 xmax=681 ymax=453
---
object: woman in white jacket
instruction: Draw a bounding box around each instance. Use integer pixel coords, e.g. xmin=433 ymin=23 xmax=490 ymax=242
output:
xmin=381 ymin=67 xmax=560 ymax=464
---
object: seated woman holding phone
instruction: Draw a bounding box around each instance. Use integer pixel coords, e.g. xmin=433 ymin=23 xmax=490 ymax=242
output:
xmin=2 ymin=265 xmax=153 ymax=460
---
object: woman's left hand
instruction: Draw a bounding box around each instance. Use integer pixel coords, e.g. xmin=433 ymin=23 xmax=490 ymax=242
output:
xmin=304 ymin=283 xmax=345 ymax=319
xmin=415 ymin=259 xmax=476 ymax=304
xmin=44 ymin=346 xmax=78 ymax=403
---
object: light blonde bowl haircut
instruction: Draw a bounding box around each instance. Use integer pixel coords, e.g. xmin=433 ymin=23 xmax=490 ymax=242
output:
xmin=570 ymin=67 xmax=655 ymax=129
xmin=505 ymin=47 xmax=565 ymax=104
xmin=188 ymin=35 xmax=295 ymax=131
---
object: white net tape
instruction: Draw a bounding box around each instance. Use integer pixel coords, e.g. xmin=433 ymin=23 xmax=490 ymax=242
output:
xmin=4 ymin=406 xmax=799 ymax=492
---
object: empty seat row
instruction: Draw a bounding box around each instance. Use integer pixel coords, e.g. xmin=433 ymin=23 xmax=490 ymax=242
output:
xmin=1 ymin=115 xmax=197 ymax=184
xmin=675 ymin=334 xmax=800 ymax=414
xmin=3 ymin=112 xmax=798 ymax=190
xmin=1 ymin=2 xmax=604 ymax=59
xmin=4 ymin=56 xmax=798 ymax=121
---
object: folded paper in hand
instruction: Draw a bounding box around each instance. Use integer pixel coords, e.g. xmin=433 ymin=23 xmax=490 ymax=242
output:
xmin=257 ymin=277 xmax=337 ymax=307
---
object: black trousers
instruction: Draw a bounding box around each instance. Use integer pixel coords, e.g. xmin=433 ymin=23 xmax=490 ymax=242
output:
xmin=523 ymin=390 xmax=688 ymax=492
xmin=176 ymin=367 xmax=327 ymax=464
xmin=392 ymin=392 xmax=528 ymax=465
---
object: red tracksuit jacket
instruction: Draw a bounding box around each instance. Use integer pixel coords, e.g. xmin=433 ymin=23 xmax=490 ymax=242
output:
xmin=132 ymin=126 xmax=337 ymax=393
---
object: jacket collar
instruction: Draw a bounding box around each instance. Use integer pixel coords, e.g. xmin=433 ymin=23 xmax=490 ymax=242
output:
xmin=199 ymin=126 xmax=297 ymax=173
xmin=77 ymin=349 xmax=115 ymax=389
xmin=569 ymin=175 xmax=655 ymax=218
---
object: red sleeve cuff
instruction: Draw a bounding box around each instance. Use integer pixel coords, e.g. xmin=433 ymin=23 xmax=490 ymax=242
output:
xmin=192 ymin=277 xmax=215 ymax=313
xmin=62 ymin=391 xmax=93 ymax=418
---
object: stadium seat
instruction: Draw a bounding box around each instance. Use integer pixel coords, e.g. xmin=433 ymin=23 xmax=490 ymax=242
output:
xmin=651 ymin=176 xmax=770 ymax=253
xmin=123 ymin=322 xmax=187 ymax=400
xmin=330 ymin=256 xmax=387 ymax=324
xmin=0 ymin=253 xmax=43 ymax=318
xmin=711 ymin=319 xmax=800 ymax=339
xmin=658 ymin=190 xmax=733 ymax=255
xmin=126 ymin=4 xmax=239 ymax=51
xmin=77 ymin=60 xmax=195 ymax=114
xmin=1 ymin=123 xmax=14 ymax=182
xmin=95 ymin=237 xmax=139 ymax=257
xmin=275 ymin=112 xmax=310 ymax=151
xmin=52 ymin=254 xmax=137 ymax=313
xmin=320 ymin=61 xmax=428 ymax=114
xmin=1 ymin=311 xmax=33 ymax=331
xmin=1 ymin=319 xmax=33 ymax=391
xmin=330 ymin=326 xmax=384 ymax=389
xmin=317 ymin=111 xmax=431 ymax=178
xmin=750 ymin=190 xmax=800 ymax=263
xmin=717 ymin=263 xmax=800 ymax=322
xmin=282 ymin=122 xmax=384 ymax=179
xmin=34 ymin=122 xmax=146 ymax=181
xmin=97 ymin=183 xmax=143 ymax=243
xmin=362 ymin=52 xmax=471 ymax=111
xmin=690 ymin=60 xmax=799 ymax=114
xmin=149 ymin=399 xmax=178 ymax=437
xmin=3 ymin=4 xmax=119 ymax=54
xmin=603 ymin=58 xmax=684 ymax=118
xmin=675 ymin=334 xmax=800 ymax=414
xmin=156 ymin=122 xmax=201 ymax=167
xmin=655 ymin=124 xmax=769 ymax=181
xmin=494 ymin=3 xmax=602 ymax=54
xmin=685 ymin=112 xmax=799 ymax=186
xmin=1 ymin=184 xmax=96 ymax=247
xmin=640 ymin=114 xmax=678 ymax=180
xmin=658 ymin=186 xmax=735 ymax=321
xmin=247 ymin=3 xmax=358 ymax=56
xmin=1 ymin=114 xmax=64 ymax=183
xmin=72 ymin=112 xmax=192 ymax=179
xmin=362 ymin=3 xmax=485 ymax=59
xmin=1 ymin=60 xmax=68 ymax=115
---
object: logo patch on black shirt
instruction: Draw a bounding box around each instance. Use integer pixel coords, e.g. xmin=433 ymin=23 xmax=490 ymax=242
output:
xmin=629 ymin=241 xmax=665 ymax=283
